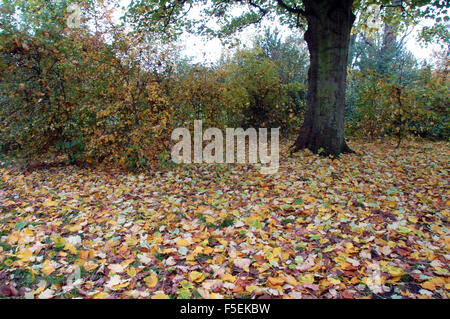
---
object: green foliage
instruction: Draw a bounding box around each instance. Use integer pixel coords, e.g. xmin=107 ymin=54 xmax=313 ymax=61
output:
xmin=256 ymin=28 xmax=308 ymax=86
xmin=125 ymin=0 xmax=449 ymax=47
xmin=167 ymin=63 xmax=245 ymax=129
xmin=56 ymin=139 xmax=85 ymax=164
xmin=223 ymin=45 xmax=304 ymax=132
xmin=255 ymin=28 xmax=308 ymax=130
xmin=346 ymin=35 xmax=449 ymax=142
xmin=225 ymin=48 xmax=283 ymax=128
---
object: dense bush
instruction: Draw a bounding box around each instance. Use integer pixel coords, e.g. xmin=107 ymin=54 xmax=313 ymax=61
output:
xmin=0 ymin=0 xmax=174 ymax=170
xmin=346 ymin=34 xmax=449 ymax=143
xmin=222 ymin=46 xmax=306 ymax=132
xmin=166 ymin=63 xmax=245 ymax=129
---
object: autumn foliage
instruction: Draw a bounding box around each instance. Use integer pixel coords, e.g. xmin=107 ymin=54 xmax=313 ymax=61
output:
xmin=0 ymin=0 xmax=449 ymax=302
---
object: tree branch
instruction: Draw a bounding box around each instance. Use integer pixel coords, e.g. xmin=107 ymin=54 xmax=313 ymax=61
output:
xmin=381 ymin=0 xmax=405 ymax=11
xmin=276 ymin=0 xmax=305 ymax=16
xmin=248 ymin=1 xmax=268 ymax=15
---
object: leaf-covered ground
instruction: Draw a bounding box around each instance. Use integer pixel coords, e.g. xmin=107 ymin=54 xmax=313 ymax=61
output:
xmin=0 ymin=139 xmax=449 ymax=299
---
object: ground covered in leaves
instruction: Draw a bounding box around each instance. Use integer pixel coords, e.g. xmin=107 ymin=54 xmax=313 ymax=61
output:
xmin=0 ymin=139 xmax=449 ymax=299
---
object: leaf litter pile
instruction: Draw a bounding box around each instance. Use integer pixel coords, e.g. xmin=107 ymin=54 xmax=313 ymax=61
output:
xmin=0 ymin=139 xmax=449 ymax=299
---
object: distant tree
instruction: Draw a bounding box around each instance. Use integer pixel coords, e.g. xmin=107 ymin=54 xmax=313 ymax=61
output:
xmin=347 ymin=30 xmax=449 ymax=144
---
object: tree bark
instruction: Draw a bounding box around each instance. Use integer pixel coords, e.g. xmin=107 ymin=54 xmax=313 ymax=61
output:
xmin=382 ymin=0 xmax=401 ymax=54
xmin=292 ymin=0 xmax=355 ymax=156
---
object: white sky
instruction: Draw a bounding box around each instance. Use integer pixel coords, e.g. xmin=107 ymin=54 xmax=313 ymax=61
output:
xmin=115 ymin=1 xmax=445 ymax=65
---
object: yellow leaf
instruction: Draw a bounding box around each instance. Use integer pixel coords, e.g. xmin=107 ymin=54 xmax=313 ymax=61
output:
xmin=258 ymin=263 xmax=271 ymax=273
xmin=41 ymin=260 xmax=55 ymax=276
xmin=176 ymin=239 xmax=190 ymax=247
xmin=145 ymin=274 xmax=158 ymax=288
xmin=217 ymin=238 xmax=228 ymax=246
xmin=34 ymin=286 xmax=45 ymax=295
xmin=205 ymin=216 xmax=215 ymax=224
xmin=387 ymin=201 xmax=397 ymax=208
xmin=222 ymin=273 xmax=236 ymax=283
xmin=152 ymin=293 xmax=170 ymax=299
xmin=345 ymin=242 xmax=355 ymax=252
xmin=328 ymin=277 xmax=341 ymax=285
xmin=17 ymin=249 xmax=33 ymax=262
xmin=127 ymin=267 xmax=137 ymax=277
xmin=298 ymin=274 xmax=315 ymax=285
xmin=386 ymin=266 xmax=404 ymax=278
xmin=7 ymin=232 xmax=19 ymax=244
xmin=193 ymin=246 xmax=203 ymax=254
xmin=247 ymin=215 xmax=261 ymax=223
xmin=282 ymin=275 xmax=299 ymax=286
xmin=273 ymin=247 xmax=281 ymax=258
xmin=64 ymin=242 xmax=78 ymax=254
xmin=111 ymin=282 xmax=129 ymax=290
xmin=42 ymin=200 xmax=58 ymax=207
xmin=281 ymin=251 xmax=290 ymax=261
xmin=408 ymin=216 xmax=418 ymax=223
xmin=421 ymin=280 xmax=435 ymax=290
xmin=186 ymin=253 xmax=195 ymax=261
xmin=245 ymin=285 xmax=259 ymax=293
xmin=67 ymin=224 xmax=82 ymax=232
xmin=422 ymin=277 xmax=445 ymax=290
xmin=53 ymin=236 xmax=65 ymax=246
xmin=84 ymin=260 xmax=98 ymax=272
xmin=267 ymin=277 xmax=285 ymax=287
xmin=125 ymin=237 xmax=138 ymax=246
xmin=189 ymin=271 xmax=205 ymax=283
xmin=430 ymin=277 xmax=445 ymax=286
xmin=92 ymin=292 xmax=110 ymax=299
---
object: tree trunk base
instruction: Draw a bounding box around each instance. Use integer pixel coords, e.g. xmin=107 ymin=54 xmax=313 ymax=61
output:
xmin=290 ymin=133 xmax=355 ymax=157
xmin=342 ymin=141 xmax=355 ymax=154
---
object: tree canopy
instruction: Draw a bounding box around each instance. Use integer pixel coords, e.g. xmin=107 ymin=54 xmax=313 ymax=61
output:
xmin=125 ymin=0 xmax=449 ymax=42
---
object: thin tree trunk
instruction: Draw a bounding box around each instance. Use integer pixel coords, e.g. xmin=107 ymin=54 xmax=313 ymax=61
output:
xmin=292 ymin=0 xmax=355 ymax=156
xmin=382 ymin=0 xmax=401 ymax=53
xmin=380 ymin=0 xmax=401 ymax=75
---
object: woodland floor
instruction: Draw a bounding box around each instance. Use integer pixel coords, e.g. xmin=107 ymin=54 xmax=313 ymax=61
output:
xmin=0 ymin=138 xmax=449 ymax=299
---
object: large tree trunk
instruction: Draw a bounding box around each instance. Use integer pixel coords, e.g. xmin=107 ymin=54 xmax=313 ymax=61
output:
xmin=292 ymin=0 xmax=355 ymax=156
